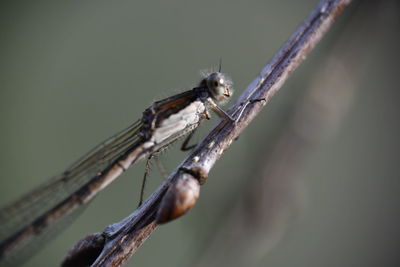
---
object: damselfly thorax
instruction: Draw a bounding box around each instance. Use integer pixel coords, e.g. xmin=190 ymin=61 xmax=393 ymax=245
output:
xmin=118 ymin=72 xmax=233 ymax=170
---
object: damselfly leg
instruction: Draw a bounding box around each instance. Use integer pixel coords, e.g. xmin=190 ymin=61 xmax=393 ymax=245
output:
xmin=181 ymin=129 xmax=198 ymax=151
xmin=138 ymin=155 xmax=153 ymax=207
xmin=232 ymin=97 xmax=267 ymax=123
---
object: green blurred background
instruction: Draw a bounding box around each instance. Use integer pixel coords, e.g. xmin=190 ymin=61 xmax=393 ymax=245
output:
xmin=1 ymin=0 xmax=399 ymax=266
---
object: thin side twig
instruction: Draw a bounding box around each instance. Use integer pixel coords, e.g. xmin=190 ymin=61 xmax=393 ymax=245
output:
xmin=62 ymin=0 xmax=352 ymax=266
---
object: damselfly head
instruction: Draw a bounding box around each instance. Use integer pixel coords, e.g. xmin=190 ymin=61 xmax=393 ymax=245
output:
xmin=206 ymin=72 xmax=233 ymax=104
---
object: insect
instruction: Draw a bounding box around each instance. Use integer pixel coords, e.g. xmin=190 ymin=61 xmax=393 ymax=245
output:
xmin=0 ymin=71 xmax=234 ymax=266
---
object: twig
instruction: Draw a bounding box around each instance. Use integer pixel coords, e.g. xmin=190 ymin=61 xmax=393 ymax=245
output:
xmin=62 ymin=0 xmax=352 ymax=266
xmin=193 ymin=2 xmax=377 ymax=264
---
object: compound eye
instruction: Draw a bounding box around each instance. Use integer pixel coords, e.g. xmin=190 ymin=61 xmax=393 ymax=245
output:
xmin=206 ymin=74 xmax=220 ymax=90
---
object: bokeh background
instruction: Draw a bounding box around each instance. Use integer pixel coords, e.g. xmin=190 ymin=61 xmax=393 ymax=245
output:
xmin=1 ymin=0 xmax=399 ymax=266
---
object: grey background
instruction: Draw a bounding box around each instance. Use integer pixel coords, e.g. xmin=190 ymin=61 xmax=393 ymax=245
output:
xmin=1 ymin=0 xmax=399 ymax=266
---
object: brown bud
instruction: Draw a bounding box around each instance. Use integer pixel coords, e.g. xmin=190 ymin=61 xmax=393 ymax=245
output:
xmin=156 ymin=174 xmax=200 ymax=224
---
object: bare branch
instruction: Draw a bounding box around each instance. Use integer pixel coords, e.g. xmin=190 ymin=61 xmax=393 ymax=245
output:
xmin=193 ymin=3 xmax=378 ymax=264
xmin=62 ymin=0 xmax=353 ymax=266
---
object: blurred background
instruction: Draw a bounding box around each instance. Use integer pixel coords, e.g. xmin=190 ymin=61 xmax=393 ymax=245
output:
xmin=1 ymin=0 xmax=399 ymax=266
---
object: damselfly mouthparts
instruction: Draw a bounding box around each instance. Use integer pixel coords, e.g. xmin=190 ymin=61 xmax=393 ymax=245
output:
xmin=0 ymin=71 xmax=234 ymax=266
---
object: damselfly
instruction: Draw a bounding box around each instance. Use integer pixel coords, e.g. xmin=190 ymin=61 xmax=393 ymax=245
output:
xmin=0 ymin=71 xmax=234 ymax=266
